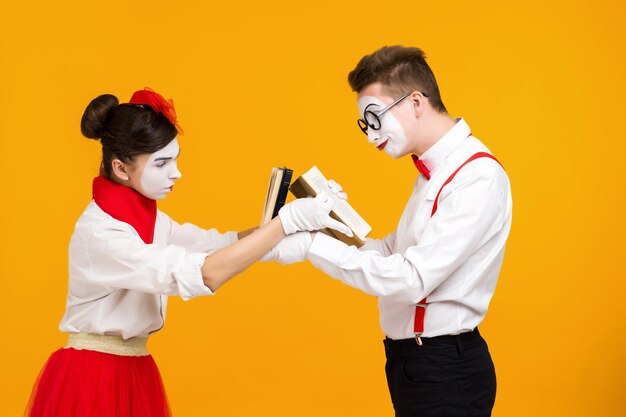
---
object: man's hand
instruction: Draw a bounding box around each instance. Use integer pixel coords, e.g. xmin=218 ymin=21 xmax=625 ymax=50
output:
xmin=278 ymin=192 xmax=353 ymax=236
xmin=328 ymin=179 xmax=348 ymax=201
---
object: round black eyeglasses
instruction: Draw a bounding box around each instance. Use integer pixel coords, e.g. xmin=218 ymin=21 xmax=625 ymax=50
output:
xmin=357 ymin=91 xmax=429 ymax=135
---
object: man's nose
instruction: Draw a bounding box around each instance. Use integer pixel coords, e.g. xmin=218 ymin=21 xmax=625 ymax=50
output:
xmin=367 ymin=129 xmax=380 ymax=144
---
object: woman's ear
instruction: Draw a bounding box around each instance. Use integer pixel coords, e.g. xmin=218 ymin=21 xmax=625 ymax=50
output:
xmin=111 ymin=159 xmax=130 ymax=182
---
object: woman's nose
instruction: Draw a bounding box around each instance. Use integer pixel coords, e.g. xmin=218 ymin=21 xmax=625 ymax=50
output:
xmin=170 ymin=164 xmax=182 ymax=180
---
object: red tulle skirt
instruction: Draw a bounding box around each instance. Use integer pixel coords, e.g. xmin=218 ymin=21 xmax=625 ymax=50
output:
xmin=25 ymin=347 xmax=172 ymax=417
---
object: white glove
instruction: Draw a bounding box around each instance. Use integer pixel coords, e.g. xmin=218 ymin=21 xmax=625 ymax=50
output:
xmin=278 ymin=192 xmax=353 ymax=236
xmin=260 ymin=232 xmax=312 ymax=265
xmin=328 ymin=179 xmax=348 ymax=201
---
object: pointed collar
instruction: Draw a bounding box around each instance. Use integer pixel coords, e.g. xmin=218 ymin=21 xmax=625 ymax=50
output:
xmin=415 ymin=118 xmax=471 ymax=177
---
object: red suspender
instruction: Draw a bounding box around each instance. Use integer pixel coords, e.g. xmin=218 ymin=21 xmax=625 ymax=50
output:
xmin=413 ymin=151 xmax=503 ymax=345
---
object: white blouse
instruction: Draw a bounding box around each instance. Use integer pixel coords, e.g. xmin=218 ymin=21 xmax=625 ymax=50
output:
xmin=308 ymin=118 xmax=513 ymax=340
xmin=59 ymin=201 xmax=238 ymax=339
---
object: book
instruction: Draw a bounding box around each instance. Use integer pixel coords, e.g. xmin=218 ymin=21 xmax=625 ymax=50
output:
xmin=260 ymin=167 xmax=293 ymax=225
xmin=289 ymin=166 xmax=371 ymax=247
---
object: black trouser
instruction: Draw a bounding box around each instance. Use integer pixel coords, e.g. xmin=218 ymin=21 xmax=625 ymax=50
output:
xmin=383 ymin=328 xmax=496 ymax=417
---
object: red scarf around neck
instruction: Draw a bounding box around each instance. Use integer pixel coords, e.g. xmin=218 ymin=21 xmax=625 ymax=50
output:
xmin=92 ymin=176 xmax=157 ymax=244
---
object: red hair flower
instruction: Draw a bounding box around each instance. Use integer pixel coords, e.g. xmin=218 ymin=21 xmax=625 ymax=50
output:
xmin=125 ymin=87 xmax=184 ymax=135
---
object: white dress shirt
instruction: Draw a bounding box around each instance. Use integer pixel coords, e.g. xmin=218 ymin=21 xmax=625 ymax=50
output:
xmin=307 ymin=118 xmax=512 ymax=340
xmin=59 ymin=201 xmax=238 ymax=339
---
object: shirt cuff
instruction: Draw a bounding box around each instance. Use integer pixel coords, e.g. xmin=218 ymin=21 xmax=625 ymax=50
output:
xmin=173 ymin=252 xmax=213 ymax=300
xmin=307 ymin=232 xmax=349 ymax=265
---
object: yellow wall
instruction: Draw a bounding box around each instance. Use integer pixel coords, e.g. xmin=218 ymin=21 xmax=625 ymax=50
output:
xmin=2 ymin=1 xmax=625 ymax=416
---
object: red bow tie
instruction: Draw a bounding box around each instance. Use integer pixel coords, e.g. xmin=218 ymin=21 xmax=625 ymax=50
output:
xmin=411 ymin=154 xmax=431 ymax=180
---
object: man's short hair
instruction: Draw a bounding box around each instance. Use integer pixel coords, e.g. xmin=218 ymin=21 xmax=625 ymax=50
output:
xmin=348 ymin=45 xmax=447 ymax=113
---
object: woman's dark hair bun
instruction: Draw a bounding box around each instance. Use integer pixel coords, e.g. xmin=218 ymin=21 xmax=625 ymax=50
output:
xmin=81 ymin=94 xmax=119 ymax=139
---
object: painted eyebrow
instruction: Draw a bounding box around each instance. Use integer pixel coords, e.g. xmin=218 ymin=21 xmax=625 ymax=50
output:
xmin=154 ymin=148 xmax=181 ymax=162
xmin=361 ymin=101 xmax=381 ymax=111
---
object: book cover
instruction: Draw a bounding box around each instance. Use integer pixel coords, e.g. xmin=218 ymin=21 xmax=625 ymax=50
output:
xmin=272 ymin=167 xmax=293 ymax=219
xmin=289 ymin=166 xmax=371 ymax=247
xmin=261 ymin=167 xmax=293 ymax=225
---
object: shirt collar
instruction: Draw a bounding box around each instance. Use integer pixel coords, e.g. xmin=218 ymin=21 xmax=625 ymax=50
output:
xmin=92 ymin=175 xmax=157 ymax=244
xmin=419 ymin=118 xmax=471 ymax=175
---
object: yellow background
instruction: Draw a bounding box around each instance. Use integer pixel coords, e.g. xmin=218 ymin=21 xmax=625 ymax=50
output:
xmin=1 ymin=1 xmax=625 ymax=416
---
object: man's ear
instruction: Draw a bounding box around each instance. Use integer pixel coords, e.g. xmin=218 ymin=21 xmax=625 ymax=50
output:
xmin=111 ymin=159 xmax=130 ymax=182
xmin=410 ymin=91 xmax=426 ymax=118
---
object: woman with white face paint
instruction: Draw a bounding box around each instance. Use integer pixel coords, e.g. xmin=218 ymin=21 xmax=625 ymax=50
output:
xmin=24 ymin=88 xmax=348 ymax=417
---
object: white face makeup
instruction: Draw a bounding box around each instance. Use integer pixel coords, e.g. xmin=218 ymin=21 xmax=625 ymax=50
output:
xmin=357 ymin=96 xmax=411 ymax=159
xmin=138 ymin=138 xmax=182 ymax=200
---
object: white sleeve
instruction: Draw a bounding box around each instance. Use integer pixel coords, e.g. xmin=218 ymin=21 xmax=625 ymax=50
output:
xmin=307 ymin=174 xmax=506 ymax=303
xmin=358 ymin=231 xmax=396 ymax=256
xmin=158 ymin=211 xmax=238 ymax=254
xmin=83 ymin=222 xmax=213 ymax=300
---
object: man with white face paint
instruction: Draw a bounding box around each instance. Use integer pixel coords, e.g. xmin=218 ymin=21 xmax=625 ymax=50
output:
xmin=264 ymin=46 xmax=512 ymax=417
xmin=358 ymin=92 xmax=413 ymax=158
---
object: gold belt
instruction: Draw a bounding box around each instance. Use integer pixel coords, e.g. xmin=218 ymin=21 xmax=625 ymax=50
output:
xmin=65 ymin=333 xmax=149 ymax=357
